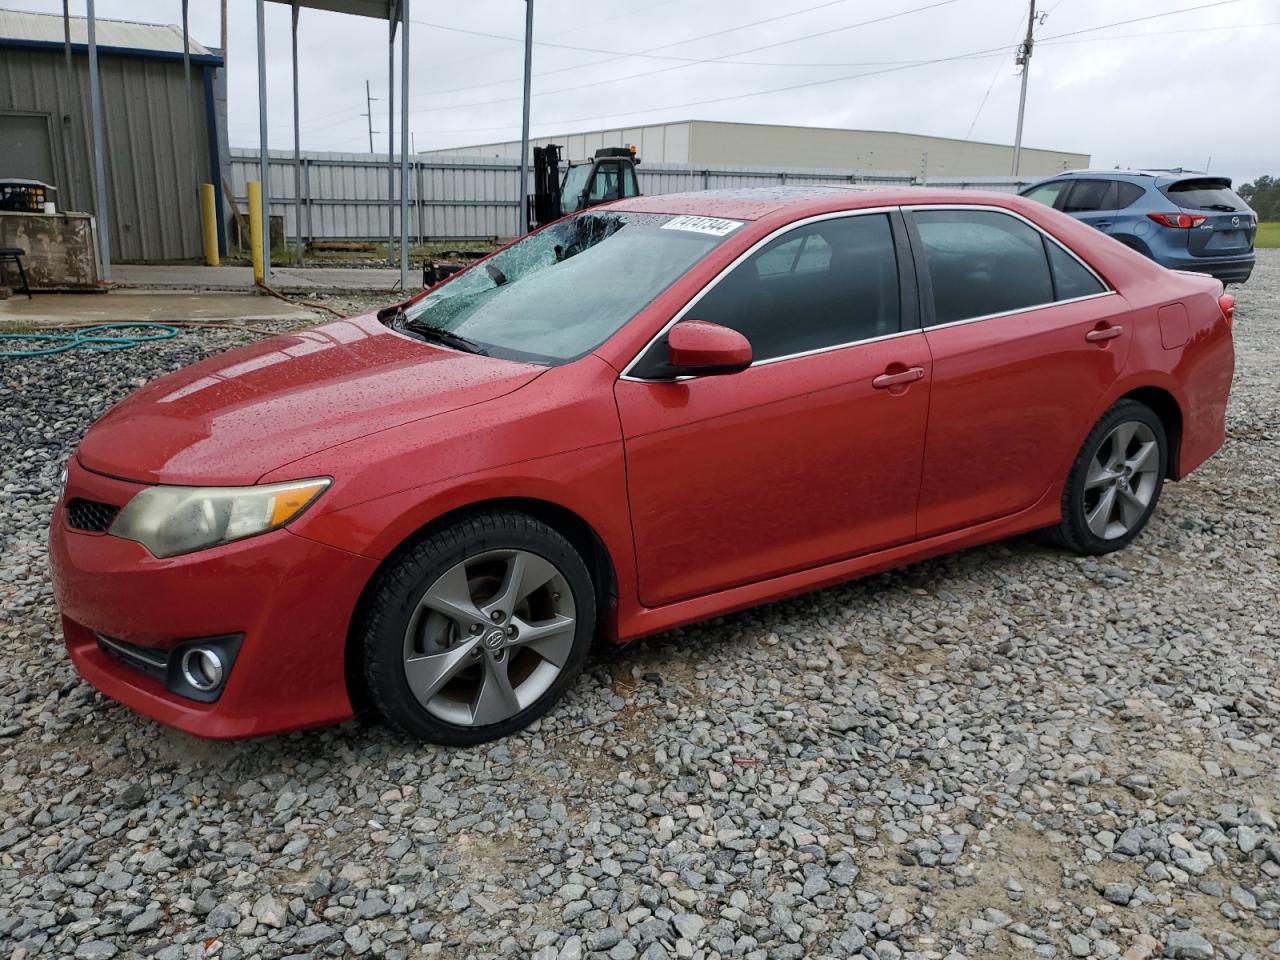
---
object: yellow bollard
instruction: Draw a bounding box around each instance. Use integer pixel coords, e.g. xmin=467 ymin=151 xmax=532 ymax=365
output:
xmin=248 ymin=180 xmax=264 ymax=286
xmin=200 ymin=183 xmax=220 ymax=267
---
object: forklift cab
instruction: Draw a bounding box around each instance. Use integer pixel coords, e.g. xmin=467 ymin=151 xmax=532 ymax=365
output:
xmin=530 ymin=144 xmax=641 ymax=229
xmin=560 ymin=148 xmax=640 ymax=213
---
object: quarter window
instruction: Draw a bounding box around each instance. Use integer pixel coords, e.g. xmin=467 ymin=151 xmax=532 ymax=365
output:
xmin=1046 ymin=242 xmax=1106 ymax=300
xmin=914 ymin=210 xmax=1054 ymax=325
xmin=1115 ymin=182 xmax=1145 ymax=209
xmin=684 ymin=214 xmax=901 ymax=362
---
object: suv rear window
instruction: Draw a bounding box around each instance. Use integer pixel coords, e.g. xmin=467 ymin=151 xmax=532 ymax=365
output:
xmin=1160 ymin=179 xmax=1247 ymax=212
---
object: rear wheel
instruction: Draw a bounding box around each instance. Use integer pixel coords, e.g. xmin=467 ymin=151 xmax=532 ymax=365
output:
xmin=362 ymin=512 xmax=594 ymax=745
xmin=1048 ymin=400 xmax=1167 ymax=555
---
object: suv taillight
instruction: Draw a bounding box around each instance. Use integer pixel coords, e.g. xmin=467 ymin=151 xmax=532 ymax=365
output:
xmin=1218 ymin=293 xmax=1235 ymax=329
xmin=1148 ymin=212 xmax=1207 ymax=229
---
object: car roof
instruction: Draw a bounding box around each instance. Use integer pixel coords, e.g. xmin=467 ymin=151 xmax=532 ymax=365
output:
xmin=1030 ymin=169 xmax=1233 ymax=189
xmin=607 ymin=184 xmax=1027 ymax=221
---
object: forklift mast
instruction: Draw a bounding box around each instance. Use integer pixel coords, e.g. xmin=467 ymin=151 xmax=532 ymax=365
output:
xmin=528 ymin=144 xmax=641 ymax=231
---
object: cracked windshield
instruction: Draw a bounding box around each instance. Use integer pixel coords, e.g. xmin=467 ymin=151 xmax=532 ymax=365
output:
xmin=398 ymin=212 xmax=737 ymax=363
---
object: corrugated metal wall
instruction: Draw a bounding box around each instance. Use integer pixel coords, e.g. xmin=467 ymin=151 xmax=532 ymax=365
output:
xmin=0 ymin=47 xmax=212 ymax=262
xmin=230 ymin=149 xmax=928 ymax=242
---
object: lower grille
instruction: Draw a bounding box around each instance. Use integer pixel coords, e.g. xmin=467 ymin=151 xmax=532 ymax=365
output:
xmin=67 ymin=498 xmax=120 ymax=533
xmin=96 ymin=634 xmax=167 ymax=682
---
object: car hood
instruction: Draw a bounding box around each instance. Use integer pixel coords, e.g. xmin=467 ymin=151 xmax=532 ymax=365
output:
xmin=77 ymin=313 xmax=545 ymax=485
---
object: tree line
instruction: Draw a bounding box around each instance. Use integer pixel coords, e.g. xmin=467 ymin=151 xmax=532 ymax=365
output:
xmin=1240 ymin=176 xmax=1279 ymax=221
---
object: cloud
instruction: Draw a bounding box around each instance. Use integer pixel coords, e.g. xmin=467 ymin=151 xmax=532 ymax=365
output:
xmin=10 ymin=0 xmax=1278 ymax=183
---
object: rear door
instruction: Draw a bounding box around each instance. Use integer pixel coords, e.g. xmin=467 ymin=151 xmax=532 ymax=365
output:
xmin=905 ymin=206 xmax=1132 ymax=538
xmin=1061 ymin=179 xmax=1119 ymax=234
xmin=1160 ymin=177 xmax=1257 ymax=257
xmin=616 ymin=211 xmax=930 ymax=607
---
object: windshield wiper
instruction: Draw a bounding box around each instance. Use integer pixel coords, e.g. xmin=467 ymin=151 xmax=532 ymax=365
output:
xmin=1198 ymin=203 xmax=1237 ymax=212
xmin=388 ymin=307 xmax=488 ymax=355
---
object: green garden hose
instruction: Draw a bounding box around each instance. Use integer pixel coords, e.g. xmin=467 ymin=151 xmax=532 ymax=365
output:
xmin=0 ymin=322 xmax=180 ymax=358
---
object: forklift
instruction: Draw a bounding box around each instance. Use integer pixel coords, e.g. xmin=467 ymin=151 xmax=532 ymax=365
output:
xmin=423 ymin=144 xmax=642 ymax=287
xmin=529 ymin=144 xmax=641 ymax=229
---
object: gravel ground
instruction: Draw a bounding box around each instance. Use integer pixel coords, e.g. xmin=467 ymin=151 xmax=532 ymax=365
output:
xmin=1 ymin=256 xmax=1277 ymax=960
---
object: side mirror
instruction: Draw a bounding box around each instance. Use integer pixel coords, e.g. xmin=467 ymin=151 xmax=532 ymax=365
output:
xmin=666 ymin=320 xmax=752 ymax=377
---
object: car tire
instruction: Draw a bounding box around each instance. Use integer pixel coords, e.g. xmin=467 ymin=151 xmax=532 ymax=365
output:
xmin=361 ymin=511 xmax=595 ymax=745
xmin=1047 ymin=399 xmax=1168 ymax=556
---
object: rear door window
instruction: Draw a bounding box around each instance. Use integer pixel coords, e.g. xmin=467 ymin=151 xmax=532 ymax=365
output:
xmin=1160 ymin=178 xmax=1247 ymax=212
xmin=913 ymin=210 xmax=1054 ymax=325
xmin=1062 ymin=180 xmax=1117 ymax=213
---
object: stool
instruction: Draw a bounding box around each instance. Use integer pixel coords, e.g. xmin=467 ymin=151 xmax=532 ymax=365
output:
xmin=0 ymin=247 xmax=32 ymax=299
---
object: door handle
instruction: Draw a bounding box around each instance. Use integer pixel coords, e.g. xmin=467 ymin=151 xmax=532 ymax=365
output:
xmin=872 ymin=366 xmax=926 ymax=389
xmin=1085 ymin=325 xmax=1123 ymax=343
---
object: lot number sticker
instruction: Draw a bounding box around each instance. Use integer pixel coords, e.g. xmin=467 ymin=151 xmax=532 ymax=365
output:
xmin=661 ymin=215 xmax=744 ymax=237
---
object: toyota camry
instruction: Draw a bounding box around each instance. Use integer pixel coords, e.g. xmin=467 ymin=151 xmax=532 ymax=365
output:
xmin=48 ymin=186 xmax=1235 ymax=744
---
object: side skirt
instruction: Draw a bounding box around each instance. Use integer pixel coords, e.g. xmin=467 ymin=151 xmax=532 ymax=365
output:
xmin=614 ymin=484 xmax=1063 ymax=643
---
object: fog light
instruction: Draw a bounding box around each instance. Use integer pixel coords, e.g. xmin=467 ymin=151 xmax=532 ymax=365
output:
xmin=164 ymin=634 xmax=243 ymax=703
xmin=180 ymin=647 xmax=225 ymax=692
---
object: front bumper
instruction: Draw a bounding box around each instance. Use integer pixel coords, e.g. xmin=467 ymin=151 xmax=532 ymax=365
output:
xmin=49 ymin=459 xmax=379 ymax=739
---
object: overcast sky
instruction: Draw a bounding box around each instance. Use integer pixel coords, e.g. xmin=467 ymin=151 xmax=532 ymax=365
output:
xmin=8 ymin=0 xmax=1279 ymax=183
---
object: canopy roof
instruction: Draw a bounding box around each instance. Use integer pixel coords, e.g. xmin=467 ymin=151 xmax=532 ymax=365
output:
xmin=264 ymin=0 xmax=400 ymax=20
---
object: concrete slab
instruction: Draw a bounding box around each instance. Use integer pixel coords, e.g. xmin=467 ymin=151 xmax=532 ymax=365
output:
xmin=0 ymin=291 xmax=319 ymax=327
xmin=110 ymin=263 xmax=409 ymax=293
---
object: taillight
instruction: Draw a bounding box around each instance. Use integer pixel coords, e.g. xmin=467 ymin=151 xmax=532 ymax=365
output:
xmin=1218 ymin=293 xmax=1235 ymax=329
xmin=1148 ymin=212 xmax=1207 ymax=229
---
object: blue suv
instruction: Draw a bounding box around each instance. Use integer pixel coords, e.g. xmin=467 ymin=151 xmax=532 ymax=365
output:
xmin=1020 ymin=170 xmax=1256 ymax=284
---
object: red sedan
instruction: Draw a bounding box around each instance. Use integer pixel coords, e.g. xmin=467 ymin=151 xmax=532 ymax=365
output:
xmin=48 ymin=187 xmax=1235 ymax=744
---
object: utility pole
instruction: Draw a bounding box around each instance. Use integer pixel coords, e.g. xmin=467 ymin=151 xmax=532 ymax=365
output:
xmin=362 ymin=80 xmax=378 ymax=153
xmin=518 ymin=0 xmax=534 ymax=235
xmin=1011 ymin=0 xmax=1036 ymax=177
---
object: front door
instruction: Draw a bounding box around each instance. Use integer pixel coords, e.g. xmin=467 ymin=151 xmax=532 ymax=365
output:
xmin=615 ymin=211 xmax=932 ymax=608
xmin=906 ymin=207 xmax=1132 ymax=537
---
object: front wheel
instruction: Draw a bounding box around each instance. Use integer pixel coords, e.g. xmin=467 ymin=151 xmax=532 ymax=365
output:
xmin=1048 ymin=400 xmax=1168 ymax=555
xmin=361 ymin=512 xmax=595 ymax=745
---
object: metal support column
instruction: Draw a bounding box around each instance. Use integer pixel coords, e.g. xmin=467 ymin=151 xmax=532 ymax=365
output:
xmin=256 ymin=0 xmax=271 ymax=284
xmin=518 ymin=0 xmax=534 ymax=235
xmin=85 ymin=0 xmax=111 ymax=279
xmin=292 ymin=2 xmax=303 ymax=264
xmin=387 ymin=11 xmax=395 ymax=267
xmin=399 ymin=0 xmax=410 ymax=289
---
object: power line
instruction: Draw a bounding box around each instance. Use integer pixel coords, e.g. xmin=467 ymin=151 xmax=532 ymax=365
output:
xmin=238 ymin=0 xmax=1266 ymax=151
xmin=235 ymin=16 xmax=1278 ymax=143
xmin=966 ymin=4 xmax=1030 ymax=139
xmin=410 ymin=0 xmax=1260 ymax=139
xmin=406 ymin=0 xmax=960 ymax=116
xmin=407 ymin=0 xmax=871 ymax=99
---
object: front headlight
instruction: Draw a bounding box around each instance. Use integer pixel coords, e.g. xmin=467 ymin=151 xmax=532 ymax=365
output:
xmin=109 ymin=478 xmax=331 ymax=558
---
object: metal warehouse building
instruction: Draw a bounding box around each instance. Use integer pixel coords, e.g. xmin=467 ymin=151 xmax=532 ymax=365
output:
xmin=0 ymin=10 xmax=227 ymax=263
xmin=425 ymin=119 xmax=1089 ymax=179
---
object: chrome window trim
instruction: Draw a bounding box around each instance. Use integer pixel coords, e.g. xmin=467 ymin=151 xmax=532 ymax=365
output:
xmin=619 ymin=206 xmax=899 ymax=382
xmin=916 ymin=290 xmax=1117 ymax=334
xmin=619 ymin=202 xmax=1116 ymax=383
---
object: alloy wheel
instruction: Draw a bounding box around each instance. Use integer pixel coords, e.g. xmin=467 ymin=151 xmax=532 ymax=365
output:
xmin=402 ymin=549 xmax=577 ymax=726
xmin=1082 ymin=420 xmax=1160 ymax=540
